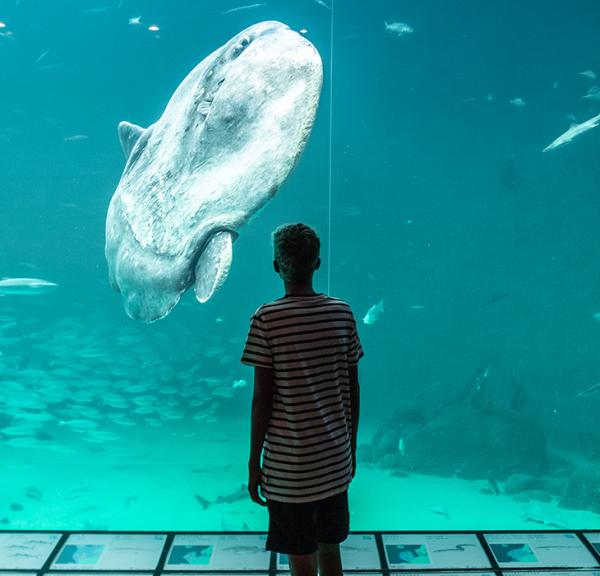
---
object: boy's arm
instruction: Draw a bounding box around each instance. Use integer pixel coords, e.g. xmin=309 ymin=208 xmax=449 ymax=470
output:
xmin=349 ymin=363 xmax=360 ymax=454
xmin=249 ymin=366 xmax=274 ymax=468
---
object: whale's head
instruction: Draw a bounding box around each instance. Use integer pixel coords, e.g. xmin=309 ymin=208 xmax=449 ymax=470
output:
xmin=105 ymin=21 xmax=323 ymax=322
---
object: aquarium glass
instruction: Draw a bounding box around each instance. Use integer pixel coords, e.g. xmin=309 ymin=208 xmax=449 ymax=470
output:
xmin=1 ymin=0 xmax=600 ymax=531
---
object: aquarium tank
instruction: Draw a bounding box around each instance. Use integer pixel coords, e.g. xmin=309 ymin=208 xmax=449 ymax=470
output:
xmin=1 ymin=0 xmax=600 ymax=532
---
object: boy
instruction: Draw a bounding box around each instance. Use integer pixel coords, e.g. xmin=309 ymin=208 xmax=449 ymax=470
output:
xmin=241 ymin=223 xmax=363 ymax=576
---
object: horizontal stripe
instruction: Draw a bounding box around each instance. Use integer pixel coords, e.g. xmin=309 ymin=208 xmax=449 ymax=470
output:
xmin=241 ymin=294 xmax=362 ymax=503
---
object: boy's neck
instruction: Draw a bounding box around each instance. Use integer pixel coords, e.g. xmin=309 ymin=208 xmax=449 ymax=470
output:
xmin=283 ymin=279 xmax=317 ymax=297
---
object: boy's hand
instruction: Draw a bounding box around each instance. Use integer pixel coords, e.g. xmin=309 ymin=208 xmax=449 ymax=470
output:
xmin=248 ymin=465 xmax=266 ymax=506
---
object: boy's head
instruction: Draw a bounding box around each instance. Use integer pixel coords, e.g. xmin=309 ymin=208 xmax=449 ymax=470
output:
xmin=272 ymin=223 xmax=321 ymax=283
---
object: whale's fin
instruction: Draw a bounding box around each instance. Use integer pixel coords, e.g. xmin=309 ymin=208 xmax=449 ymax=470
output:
xmin=194 ymin=231 xmax=237 ymax=304
xmin=118 ymin=121 xmax=145 ymax=159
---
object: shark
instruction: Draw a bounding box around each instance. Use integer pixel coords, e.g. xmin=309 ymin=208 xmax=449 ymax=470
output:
xmin=542 ymin=112 xmax=600 ymax=152
xmin=105 ymin=21 xmax=323 ymax=322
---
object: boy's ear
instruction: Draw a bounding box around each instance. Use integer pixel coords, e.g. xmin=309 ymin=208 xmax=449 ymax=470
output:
xmin=314 ymin=258 xmax=321 ymax=270
xmin=273 ymin=260 xmax=280 ymax=273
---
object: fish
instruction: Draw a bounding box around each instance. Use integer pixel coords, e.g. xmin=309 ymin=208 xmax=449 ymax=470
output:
xmin=509 ymin=97 xmax=526 ymax=107
xmin=577 ymin=382 xmax=600 ymax=399
xmin=0 ymin=278 xmax=58 ymax=295
xmin=384 ymin=21 xmax=413 ymax=36
xmin=194 ymin=484 xmax=248 ymax=509
xmin=128 ymin=16 xmax=141 ymax=25
xmin=64 ymin=134 xmax=89 ymax=142
xmin=222 ymin=3 xmax=266 ymax=14
xmin=105 ymin=21 xmax=323 ymax=322
xmin=80 ymin=6 xmax=111 ymax=14
xmin=147 ymin=24 xmax=159 ymax=32
xmin=36 ymin=62 xmax=64 ymax=71
xmin=582 ymin=85 xmax=600 ymax=101
xmin=312 ymin=0 xmax=330 ymax=9
xmin=543 ymin=112 xmax=600 ymax=152
xmin=35 ymin=50 xmax=49 ymax=64
xmin=579 ymin=70 xmax=597 ymax=80
xmin=363 ymin=299 xmax=384 ymax=325
xmin=398 ymin=437 xmax=405 ymax=456
xmin=430 ymin=505 xmax=450 ymax=520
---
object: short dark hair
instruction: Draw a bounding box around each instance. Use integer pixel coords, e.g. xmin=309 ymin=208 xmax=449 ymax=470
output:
xmin=272 ymin=223 xmax=320 ymax=282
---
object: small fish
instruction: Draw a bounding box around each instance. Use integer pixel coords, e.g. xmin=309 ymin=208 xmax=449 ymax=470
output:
xmin=0 ymin=277 xmax=58 ymax=295
xmin=430 ymin=505 xmax=450 ymax=520
xmin=80 ymin=6 xmax=111 ymax=14
xmin=64 ymin=134 xmax=89 ymax=142
xmin=128 ymin=16 xmax=141 ymax=25
xmin=299 ymin=28 xmax=308 ymax=34
xmin=577 ymin=382 xmax=600 ymax=399
xmin=486 ymin=93 xmax=494 ymax=102
xmin=582 ymin=85 xmax=600 ymax=101
xmin=543 ymin=112 xmax=600 ymax=152
xmin=0 ymin=21 xmax=6 ymax=28
xmin=384 ymin=21 xmax=413 ymax=37
xmin=487 ymin=477 xmax=500 ymax=495
xmin=509 ymin=97 xmax=526 ymax=107
xmin=363 ymin=299 xmax=384 ymax=325
xmin=579 ymin=70 xmax=597 ymax=80
xmin=313 ymin=0 xmax=330 ymax=9
xmin=398 ymin=437 xmax=405 ymax=456
xmin=409 ymin=304 xmax=425 ymax=310
xmin=216 ymin=484 xmax=248 ymax=504
xmin=233 ymin=379 xmax=247 ymax=388
xmin=36 ymin=62 xmax=65 ymax=71
xmin=222 ymin=3 xmax=266 ymax=14
xmin=35 ymin=50 xmax=49 ymax=64
xmin=24 ymin=486 xmax=43 ymax=502
xmin=147 ymin=24 xmax=159 ymax=32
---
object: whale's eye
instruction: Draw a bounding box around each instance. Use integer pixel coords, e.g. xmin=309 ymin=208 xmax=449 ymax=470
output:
xmin=232 ymin=36 xmax=251 ymax=58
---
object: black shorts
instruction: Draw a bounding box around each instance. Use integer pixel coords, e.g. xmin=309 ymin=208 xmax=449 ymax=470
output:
xmin=265 ymin=490 xmax=350 ymax=555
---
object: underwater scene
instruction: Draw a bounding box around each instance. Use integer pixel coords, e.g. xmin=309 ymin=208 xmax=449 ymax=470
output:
xmin=1 ymin=0 xmax=600 ymax=532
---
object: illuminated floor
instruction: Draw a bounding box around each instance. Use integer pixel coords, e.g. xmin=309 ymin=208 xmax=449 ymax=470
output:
xmin=1 ymin=530 xmax=600 ymax=573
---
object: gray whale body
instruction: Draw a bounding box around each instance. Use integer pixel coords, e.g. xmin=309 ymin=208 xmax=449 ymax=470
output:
xmin=105 ymin=21 xmax=323 ymax=322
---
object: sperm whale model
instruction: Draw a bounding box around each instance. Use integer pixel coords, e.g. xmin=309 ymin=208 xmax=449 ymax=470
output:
xmin=105 ymin=21 xmax=323 ymax=322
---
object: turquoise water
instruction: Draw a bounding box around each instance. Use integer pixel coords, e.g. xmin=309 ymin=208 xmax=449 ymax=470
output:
xmin=1 ymin=0 xmax=600 ymax=530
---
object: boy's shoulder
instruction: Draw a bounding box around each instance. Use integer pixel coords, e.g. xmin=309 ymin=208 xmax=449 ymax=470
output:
xmin=254 ymin=294 xmax=354 ymax=317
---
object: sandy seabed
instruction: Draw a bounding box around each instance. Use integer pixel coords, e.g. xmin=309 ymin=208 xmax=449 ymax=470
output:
xmin=1 ymin=417 xmax=599 ymax=532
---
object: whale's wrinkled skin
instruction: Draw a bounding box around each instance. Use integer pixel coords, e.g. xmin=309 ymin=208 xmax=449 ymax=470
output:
xmin=105 ymin=21 xmax=323 ymax=322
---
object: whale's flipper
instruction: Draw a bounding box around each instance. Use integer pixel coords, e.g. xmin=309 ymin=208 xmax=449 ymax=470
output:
xmin=194 ymin=231 xmax=236 ymax=304
xmin=118 ymin=121 xmax=145 ymax=158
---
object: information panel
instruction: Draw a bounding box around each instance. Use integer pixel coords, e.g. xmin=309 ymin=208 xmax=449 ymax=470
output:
xmin=502 ymin=571 xmax=600 ymax=576
xmin=164 ymin=534 xmax=269 ymax=571
xmin=50 ymin=534 xmax=166 ymax=570
xmin=391 ymin=573 xmax=495 ymax=576
xmin=0 ymin=532 xmax=61 ymax=570
xmin=276 ymin=534 xmax=380 ymax=571
xmin=584 ymin=533 xmax=600 ymax=558
xmin=484 ymin=533 xmax=599 ymax=568
xmin=383 ymin=534 xmax=491 ymax=569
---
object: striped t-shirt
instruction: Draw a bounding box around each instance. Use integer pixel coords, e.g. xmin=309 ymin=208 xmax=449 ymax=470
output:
xmin=241 ymin=293 xmax=364 ymax=504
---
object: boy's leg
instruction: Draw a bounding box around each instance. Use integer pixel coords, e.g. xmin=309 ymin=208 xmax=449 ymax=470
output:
xmin=317 ymin=542 xmax=343 ymax=576
xmin=288 ymin=552 xmax=318 ymax=576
